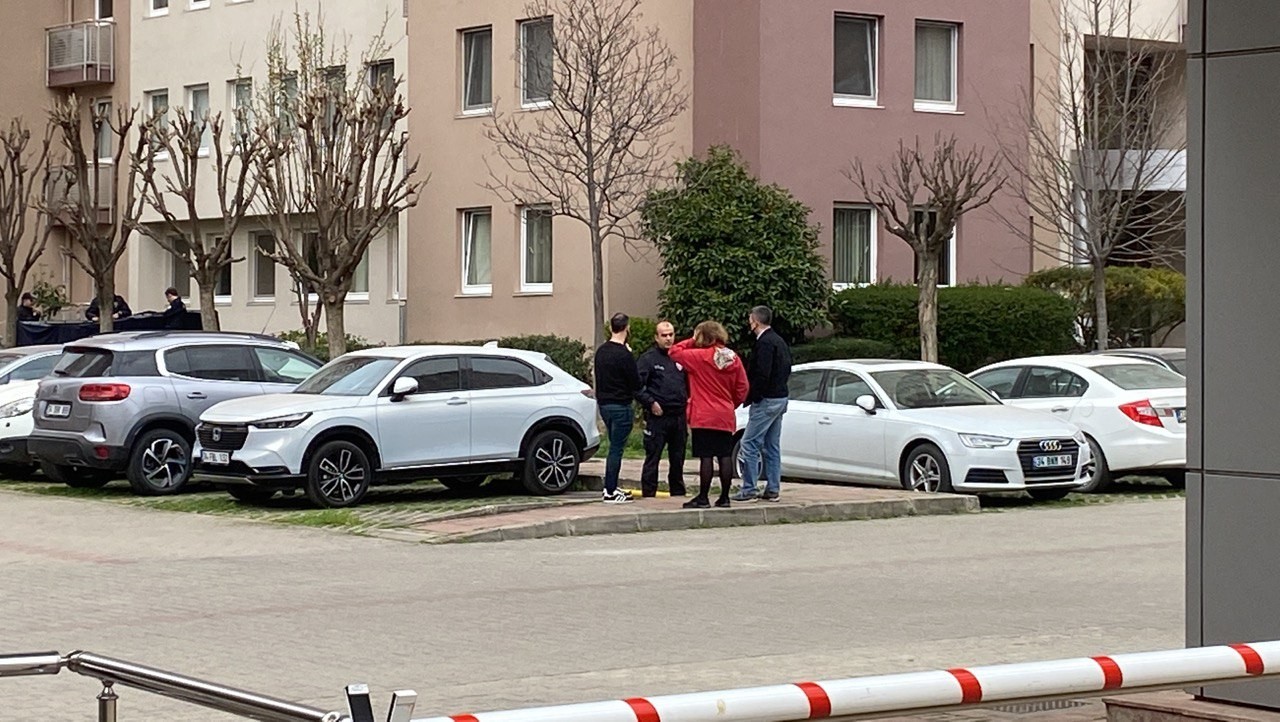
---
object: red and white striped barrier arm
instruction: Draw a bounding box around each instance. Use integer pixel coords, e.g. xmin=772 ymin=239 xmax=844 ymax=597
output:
xmin=410 ymin=641 xmax=1280 ymax=722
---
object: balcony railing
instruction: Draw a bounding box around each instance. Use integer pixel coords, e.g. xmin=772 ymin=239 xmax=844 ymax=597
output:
xmin=46 ymin=20 xmax=115 ymax=88
xmin=45 ymin=164 xmax=114 ymax=220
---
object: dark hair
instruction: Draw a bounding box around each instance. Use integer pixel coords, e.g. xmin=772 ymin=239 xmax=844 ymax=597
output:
xmin=609 ymin=312 xmax=630 ymax=334
xmin=751 ymin=305 xmax=773 ymax=326
xmin=20 ymin=292 xmax=33 ymax=303
xmin=165 ymin=287 xmax=180 ymax=297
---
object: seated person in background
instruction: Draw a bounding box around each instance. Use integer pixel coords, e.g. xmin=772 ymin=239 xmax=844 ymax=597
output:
xmin=162 ymin=287 xmax=186 ymax=329
xmin=17 ymin=293 xmax=40 ymax=322
xmin=85 ymin=293 xmax=132 ymax=323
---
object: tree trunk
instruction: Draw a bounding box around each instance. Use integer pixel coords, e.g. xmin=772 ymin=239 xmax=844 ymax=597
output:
xmin=197 ymin=278 xmax=220 ymax=331
xmin=97 ymin=275 xmax=115 ymax=333
xmin=590 ymin=237 xmax=605 ymax=350
xmin=1091 ymin=262 xmax=1109 ymax=351
xmin=3 ymin=286 xmax=19 ymax=348
xmin=323 ymin=292 xmax=347 ymax=361
xmin=916 ymin=249 xmax=940 ymax=363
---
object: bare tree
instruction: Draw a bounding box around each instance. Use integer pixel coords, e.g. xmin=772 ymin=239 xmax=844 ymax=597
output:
xmin=998 ymin=0 xmax=1186 ymax=349
xmin=43 ymin=96 xmax=147 ymax=333
xmin=486 ymin=0 xmax=687 ymax=349
xmin=130 ymin=106 xmax=264 ymax=331
xmin=0 ymin=119 xmax=56 ymax=346
xmin=848 ymin=135 xmax=1005 ymax=363
xmin=251 ymin=12 xmax=423 ymax=360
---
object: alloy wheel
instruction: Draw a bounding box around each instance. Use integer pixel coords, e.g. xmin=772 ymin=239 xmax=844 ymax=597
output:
xmin=909 ymin=454 xmax=943 ymax=492
xmin=533 ymin=436 xmax=577 ymax=492
xmin=318 ymin=448 xmax=368 ymax=504
xmin=142 ymin=437 xmax=189 ymax=489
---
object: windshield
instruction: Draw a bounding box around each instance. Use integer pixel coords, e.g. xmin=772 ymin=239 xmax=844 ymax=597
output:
xmin=872 ymin=368 xmax=1000 ymax=409
xmin=294 ymin=356 xmax=399 ymax=396
xmin=1094 ymin=363 xmax=1185 ymax=390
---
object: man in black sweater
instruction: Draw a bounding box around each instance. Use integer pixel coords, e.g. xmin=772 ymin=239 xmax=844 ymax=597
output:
xmin=636 ymin=320 xmax=688 ymax=497
xmin=733 ymin=305 xmax=793 ymax=502
xmin=593 ymin=312 xmax=640 ymax=504
xmin=162 ymin=287 xmax=186 ymax=329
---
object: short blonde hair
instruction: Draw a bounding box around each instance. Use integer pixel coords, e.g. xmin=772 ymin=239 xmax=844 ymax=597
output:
xmin=693 ymin=321 xmax=729 ymax=348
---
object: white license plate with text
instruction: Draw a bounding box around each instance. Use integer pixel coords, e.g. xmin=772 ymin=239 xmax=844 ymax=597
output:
xmin=1033 ymin=454 xmax=1074 ymax=469
xmin=45 ymin=403 xmax=70 ymax=418
xmin=201 ymin=451 xmax=230 ymax=465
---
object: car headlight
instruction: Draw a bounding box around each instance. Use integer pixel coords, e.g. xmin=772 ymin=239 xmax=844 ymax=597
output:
xmin=958 ymin=433 xmax=1013 ymax=449
xmin=0 ymin=397 xmax=35 ymax=419
xmin=249 ymin=412 xmax=311 ymax=430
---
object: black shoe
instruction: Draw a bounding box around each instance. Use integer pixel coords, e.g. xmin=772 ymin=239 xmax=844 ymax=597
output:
xmin=760 ymin=491 xmax=781 ymax=502
xmin=682 ymin=497 xmax=711 ymax=509
xmin=714 ymin=497 xmax=731 ymax=508
xmin=670 ymin=488 xmax=687 ymax=497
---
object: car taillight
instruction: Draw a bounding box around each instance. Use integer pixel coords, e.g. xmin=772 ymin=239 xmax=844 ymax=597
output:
xmin=78 ymin=383 xmax=131 ymax=402
xmin=1119 ymin=400 xmax=1163 ymax=427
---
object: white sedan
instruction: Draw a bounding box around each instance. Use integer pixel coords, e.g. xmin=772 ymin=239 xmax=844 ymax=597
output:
xmin=0 ymin=379 xmax=41 ymax=477
xmin=736 ymin=360 xmax=1093 ymax=501
xmin=969 ymin=354 xmax=1186 ymax=491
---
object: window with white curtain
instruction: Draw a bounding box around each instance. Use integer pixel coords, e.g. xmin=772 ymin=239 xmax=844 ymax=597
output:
xmin=520 ymin=18 xmax=554 ymax=106
xmin=462 ymin=208 xmax=492 ymax=294
xmin=912 ymin=209 xmax=956 ymax=287
xmin=147 ymin=90 xmax=169 ymax=153
xmin=94 ymin=99 xmax=113 ymax=161
xmin=521 ymin=206 xmax=553 ymax=292
xmin=833 ymin=206 xmax=874 ymax=287
xmin=352 ymin=248 xmax=370 ymax=296
xmin=834 ymin=15 xmax=877 ymax=105
xmin=462 ymin=27 xmax=493 ymax=112
xmin=231 ymin=78 xmax=253 ymax=141
xmin=915 ymin=22 xmax=958 ymax=111
xmin=187 ymin=84 xmax=211 ymax=151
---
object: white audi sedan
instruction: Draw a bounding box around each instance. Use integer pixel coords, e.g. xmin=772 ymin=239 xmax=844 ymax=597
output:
xmin=736 ymin=360 xmax=1093 ymax=501
xmin=969 ymin=354 xmax=1185 ymax=492
xmin=192 ymin=345 xmax=600 ymax=508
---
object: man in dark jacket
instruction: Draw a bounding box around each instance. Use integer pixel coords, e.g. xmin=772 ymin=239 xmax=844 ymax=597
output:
xmin=17 ymin=293 xmax=40 ymax=322
xmin=636 ymin=320 xmax=688 ymax=497
xmin=733 ymin=305 xmax=792 ymax=502
xmin=85 ymin=293 xmax=132 ymax=323
xmin=593 ymin=312 xmax=640 ymax=504
xmin=162 ymin=287 xmax=186 ymax=329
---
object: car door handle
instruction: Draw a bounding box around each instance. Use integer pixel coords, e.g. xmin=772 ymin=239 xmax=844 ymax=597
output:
xmin=187 ymin=392 xmax=207 ymax=400
xmin=446 ymin=398 xmax=467 ymax=406
xmin=1051 ymin=406 xmax=1069 ymax=413
xmin=818 ymin=418 xmax=833 ymax=425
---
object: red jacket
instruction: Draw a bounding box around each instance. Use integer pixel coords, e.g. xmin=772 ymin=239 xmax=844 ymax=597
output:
xmin=668 ymin=338 xmax=749 ymax=432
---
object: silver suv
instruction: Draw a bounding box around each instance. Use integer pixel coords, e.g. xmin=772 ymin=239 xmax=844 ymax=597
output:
xmin=29 ymin=332 xmax=322 ymax=494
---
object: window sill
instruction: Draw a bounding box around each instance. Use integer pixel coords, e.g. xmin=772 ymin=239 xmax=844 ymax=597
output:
xmin=520 ymin=100 xmax=553 ymax=111
xmin=833 ymin=96 xmax=882 ymax=109
xmin=455 ymin=292 xmax=492 ymax=299
xmin=346 ymin=293 xmax=370 ymax=305
xmin=514 ymin=290 xmax=552 ymax=297
xmin=146 ymin=9 xmax=170 ymax=18
xmin=196 ymin=148 xmax=211 ymax=158
xmin=914 ymin=102 xmax=961 ymax=115
xmin=189 ymin=3 xmax=211 ymax=10
xmin=248 ymin=298 xmax=276 ymax=306
xmin=214 ymin=296 xmax=232 ymax=306
xmin=458 ymin=108 xmax=493 ymax=119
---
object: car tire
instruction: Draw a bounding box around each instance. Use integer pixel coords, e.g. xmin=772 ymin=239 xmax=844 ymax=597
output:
xmin=304 ymin=440 xmax=372 ymax=508
xmin=1027 ymin=487 xmax=1072 ymax=502
xmin=1073 ymin=436 xmax=1112 ymax=493
xmin=127 ymin=429 xmax=193 ymax=496
xmin=41 ymin=461 xmax=113 ymax=489
xmin=439 ymin=475 xmax=487 ymax=491
xmin=521 ymin=430 xmax=580 ymax=496
xmin=1162 ymin=470 xmax=1186 ymax=488
xmin=226 ymin=486 xmax=278 ymax=504
xmin=901 ymin=443 xmax=953 ymax=493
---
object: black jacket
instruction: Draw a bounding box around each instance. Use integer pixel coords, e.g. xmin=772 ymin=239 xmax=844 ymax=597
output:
xmin=162 ymin=297 xmax=186 ymax=329
xmin=747 ymin=328 xmax=792 ymax=403
xmin=593 ymin=340 xmax=641 ymax=406
xmin=16 ymin=305 xmax=39 ymax=322
xmin=86 ymin=295 xmax=132 ymax=322
xmin=636 ymin=345 xmax=688 ymax=414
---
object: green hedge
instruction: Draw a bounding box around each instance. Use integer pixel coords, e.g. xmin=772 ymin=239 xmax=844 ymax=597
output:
xmin=1024 ymin=266 xmax=1185 ymax=349
xmin=830 ymin=284 xmax=1077 ymax=372
xmin=791 ymin=337 xmax=898 ymax=365
xmin=411 ymin=334 xmax=592 ymax=382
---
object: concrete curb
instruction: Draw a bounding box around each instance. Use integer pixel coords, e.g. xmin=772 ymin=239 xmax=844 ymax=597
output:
xmin=387 ymin=492 xmax=979 ymax=544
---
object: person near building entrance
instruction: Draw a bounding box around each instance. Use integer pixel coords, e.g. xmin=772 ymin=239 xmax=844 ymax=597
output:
xmin=593 ymin=312 xmax=640 ymax=504
xmin=636 ymin=320 xmax=688 ymax=497
xmin=733 ymin=305 xmax=792 ymax=503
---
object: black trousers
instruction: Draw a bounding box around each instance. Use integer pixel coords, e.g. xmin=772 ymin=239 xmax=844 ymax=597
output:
xmin=641 ymin=411 xmax=687 ymax=496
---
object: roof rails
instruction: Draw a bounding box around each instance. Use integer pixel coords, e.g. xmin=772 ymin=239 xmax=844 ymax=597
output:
xmin=129 ymin=330 xmax=287 ymax=343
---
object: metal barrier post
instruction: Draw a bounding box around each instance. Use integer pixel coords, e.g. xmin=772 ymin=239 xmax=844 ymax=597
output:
xmin=96 ymin=681 xmax=117 ymax=722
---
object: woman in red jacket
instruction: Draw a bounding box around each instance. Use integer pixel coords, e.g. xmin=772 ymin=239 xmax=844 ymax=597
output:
xmin=668 ymin=321 xmax=750 ymax=508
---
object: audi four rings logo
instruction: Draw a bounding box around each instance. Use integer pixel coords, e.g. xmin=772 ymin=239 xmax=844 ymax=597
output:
xmin=1039 ymin=439 xmax=1062 ymax=452
xmin=211 ymin=427 xmax=222 ymax=443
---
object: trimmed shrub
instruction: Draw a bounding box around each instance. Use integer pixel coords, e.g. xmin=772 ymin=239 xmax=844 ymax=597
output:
xmin=622 ymin=316 xmax=659 ymax=359
xmin=1024 ymin=266 xmax=1186 ymax=349
xmin=276 ymin=330 xmax=371 ymax=362
xmin=791 ymin=337 xmax=898 ymax=365
xmin=831 ymin=284 xmax=1077 ymax=372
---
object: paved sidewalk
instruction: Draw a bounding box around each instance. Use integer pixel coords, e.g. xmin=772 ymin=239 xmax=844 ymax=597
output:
xmin=369 ymin=457 xmax=978 ymax=543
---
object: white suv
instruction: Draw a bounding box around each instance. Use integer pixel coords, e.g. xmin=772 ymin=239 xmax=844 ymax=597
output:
xmin=192 ymin=345 xmax=601 ymax=507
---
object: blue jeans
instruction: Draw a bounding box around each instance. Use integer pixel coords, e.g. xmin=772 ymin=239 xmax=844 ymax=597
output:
xmin=599 ymin=404 xmax=634 ymax=493
xmin=737 ymin=397 xmax=788 ymax=495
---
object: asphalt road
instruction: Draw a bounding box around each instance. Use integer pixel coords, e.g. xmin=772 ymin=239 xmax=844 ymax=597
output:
xmin=0 ymin=492 xmax=1184 ymax=721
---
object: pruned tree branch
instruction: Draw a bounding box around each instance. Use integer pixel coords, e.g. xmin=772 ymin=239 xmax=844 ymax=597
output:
xmin=0 ymin=118 xmax=56 ymax=345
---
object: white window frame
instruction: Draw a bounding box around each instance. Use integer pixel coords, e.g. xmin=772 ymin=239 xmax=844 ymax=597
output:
xmin=94 ymin=98 xmax=114 ymax=163
xmin=831 ymin=204 xmax=878 ymax=290
xmin=228 ymin=77 xmax=253 ymax=146
xmin=186 ymin=84 xmax=211 ymax=156
xmin=252 ymin=233 xmax=276 ymax=302
xmin=461 ymin=208 xmax=493 ymax=296
xmin=520 ymin=205 xmax=553 ymax=294
xmin=349 ymin=248 xmax=371 ymax=302
xmin=519 ymin=17 xmax=554 ymax=109
xmin=149 ymin=0 xmax=169 ymax=17
xmin=96 ymin=0 xmax=113 ymax=20
xmin=146 ymin=89 xmax=170 ymax=161
xmin=190 ymin=0 xmax=210 ymax=10
xmin=461 ymin=26 xmax=494 ymax=115
xmin=833 ymin=14 xmax=880 ymax=108
xmin=912 ymin=210 xmax=958 ymax=288
xmin=913 ymin=21 xmax=959 ymax=113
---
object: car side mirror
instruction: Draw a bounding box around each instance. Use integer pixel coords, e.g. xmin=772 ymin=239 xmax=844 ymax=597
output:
xmin=390 ymin=377 xmax=418 ymax=401
xmin=855 ymin=394 xmax=877 ymax=414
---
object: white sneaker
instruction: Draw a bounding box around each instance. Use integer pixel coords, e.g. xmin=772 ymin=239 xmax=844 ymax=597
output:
xmin=602 ymin=489 xmax=632 ymax=504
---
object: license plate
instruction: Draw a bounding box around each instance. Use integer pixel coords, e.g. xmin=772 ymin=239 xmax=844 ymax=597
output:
xmin=1175 ymin=409 xmax=1186 ymax=423
xmin=45 ymin=403 xmax=70 ymax=418
xmin=201 ymin=450 xmax=230 ymax=465
xmin=1033 ymin=454 xmax=1074 ymax=469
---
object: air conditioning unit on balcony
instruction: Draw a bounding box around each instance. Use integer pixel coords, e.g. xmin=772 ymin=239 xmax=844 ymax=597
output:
xmin=47 ymin=20 xmax=115 ymax=88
